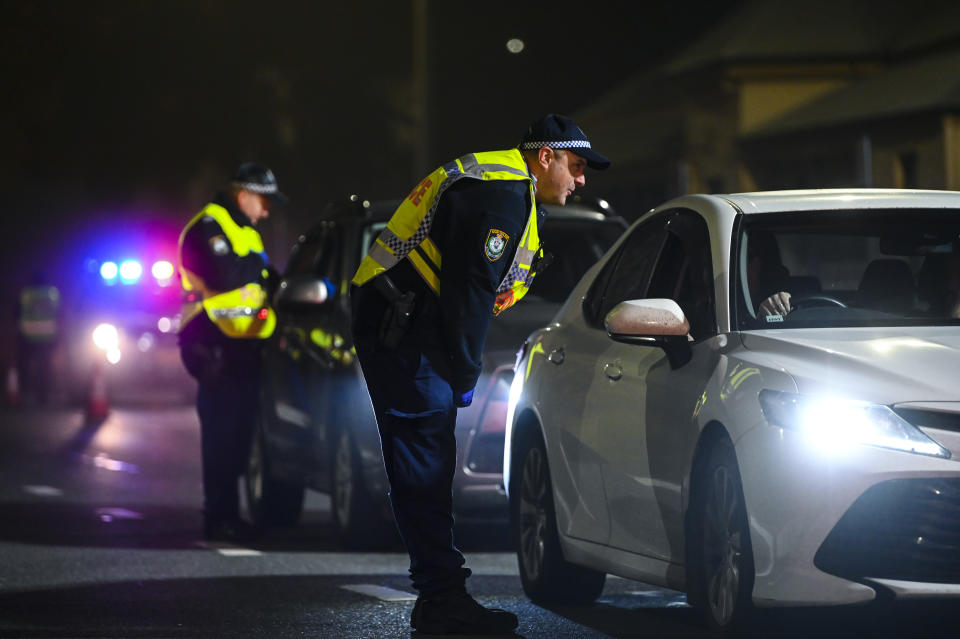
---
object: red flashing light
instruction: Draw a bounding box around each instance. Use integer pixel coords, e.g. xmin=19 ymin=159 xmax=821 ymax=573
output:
xmin=257 ymin=308 xmax=269 ymax=320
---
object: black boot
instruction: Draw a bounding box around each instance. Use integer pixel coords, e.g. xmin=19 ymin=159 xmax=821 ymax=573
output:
xmin=411 ymin=587 xmax=518 ymax=635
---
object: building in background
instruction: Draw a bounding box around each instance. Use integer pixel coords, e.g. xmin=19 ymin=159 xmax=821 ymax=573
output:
xmin=577 ymin=0 xmax=960 ymax=215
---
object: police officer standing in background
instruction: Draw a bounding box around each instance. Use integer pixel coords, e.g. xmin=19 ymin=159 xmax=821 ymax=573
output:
xmin=178 ymin=163 xmax=286 ymax=543
xmin=351 ymin=114 xmax=609 ymax=635
xmin=16 ymin=271 xmax=61 ymax=405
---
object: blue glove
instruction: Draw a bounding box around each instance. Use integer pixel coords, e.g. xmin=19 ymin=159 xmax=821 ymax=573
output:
xmin=455 ymin=389 xmax=474 ymax=408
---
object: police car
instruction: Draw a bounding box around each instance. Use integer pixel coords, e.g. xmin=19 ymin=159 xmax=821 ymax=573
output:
xmin=248 ymin=194 xmax=627 ymax=546
xmin=62 ymin=222 xmax=192 ymax=405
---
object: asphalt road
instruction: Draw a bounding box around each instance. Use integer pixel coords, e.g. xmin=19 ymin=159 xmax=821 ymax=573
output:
xmin=0 ymin=402 xmax=955 ymax=638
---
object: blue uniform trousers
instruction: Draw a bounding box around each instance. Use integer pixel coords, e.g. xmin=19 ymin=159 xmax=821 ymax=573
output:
xmin=354 ymin=332 xmax=471 ymax=596
xmin=195 ymin=370 xmax=258 ymax=525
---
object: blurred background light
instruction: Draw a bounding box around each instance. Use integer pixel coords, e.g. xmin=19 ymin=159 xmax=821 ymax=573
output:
xmin=137 ymin=333 xmax=155 ymax=352
xmin=506 ymin=38 xmax=524 ymax=54
xmin=151 ymin=260 xmax=174 ymax=281
xmin=92 ymin=323 xmax=119 ymax=351
xmin=119 ymin=260 xmax=142 ymax=284
xmin=100 ymin=261 xmax=118 ymax=281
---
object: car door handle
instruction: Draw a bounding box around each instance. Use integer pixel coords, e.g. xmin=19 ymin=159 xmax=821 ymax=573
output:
xmin=547 ymin=348 xmax=565 ymax=365
xmin=603 ymin=363 xmax=622 ymax=381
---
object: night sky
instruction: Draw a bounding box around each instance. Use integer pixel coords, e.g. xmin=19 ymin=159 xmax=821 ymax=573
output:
xmin=0 ymin=0 xmax=735 ymax=321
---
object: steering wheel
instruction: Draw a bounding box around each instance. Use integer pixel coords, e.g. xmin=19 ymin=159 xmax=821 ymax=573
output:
xmin=790 ymin=294 xmax=847 ymax=309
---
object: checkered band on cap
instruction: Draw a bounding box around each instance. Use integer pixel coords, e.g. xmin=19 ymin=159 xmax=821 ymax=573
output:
xmin=519 ymin=140 xmax=592 ymax=150
xmin=235 ymin=181 xmax=280 ymax=194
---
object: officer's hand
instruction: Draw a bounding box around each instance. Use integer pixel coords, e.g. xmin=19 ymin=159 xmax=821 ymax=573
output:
xmin=454 ymin=389 xmax=474 ymax=408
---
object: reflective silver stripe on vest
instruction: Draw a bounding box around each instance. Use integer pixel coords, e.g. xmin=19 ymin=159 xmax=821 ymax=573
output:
xmin=459 ymin=153 xmax=480 ymax=174
xmin=211 ymin=306 xmax=263 ymax=319
xmin=457 ymin=154 xmax=528 ymax=179
xmin=366 ymin=238 xmax=401 ymax=270
xmin=496 ymin=211 xmax=537 ymax=293
xmin=476 ymin=163 xmax=529 ymax=177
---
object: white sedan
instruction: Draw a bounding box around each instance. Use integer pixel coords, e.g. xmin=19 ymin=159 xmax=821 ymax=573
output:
xmin=504 ymin=189 xmax=960 ymax=633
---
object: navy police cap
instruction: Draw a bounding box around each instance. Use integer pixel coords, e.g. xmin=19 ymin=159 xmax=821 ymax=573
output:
xmin=519 ymin=114 xmax=610 ymax=170
xmin=232 ymin=162 xmax=289 ymax=205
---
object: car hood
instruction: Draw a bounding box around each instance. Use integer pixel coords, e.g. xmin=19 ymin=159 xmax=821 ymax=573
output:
xmin=740 ymin=326 xmax=960 ymax=404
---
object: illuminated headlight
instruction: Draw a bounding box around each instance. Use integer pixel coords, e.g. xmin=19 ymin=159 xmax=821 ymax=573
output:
xmin=759 ymin=390 xmax=950 ymax=458
xmin=92 ymin=323 xmax=120 ymax=351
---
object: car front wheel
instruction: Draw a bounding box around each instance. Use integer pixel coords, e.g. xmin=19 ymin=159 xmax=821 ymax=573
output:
xmin=245 ymin=423 xmax=305 ymax=527
xmin=332 ymin=428 xmax=391 ymax=548
xmin=688 ymin=436 xmax=755 ymax=634
xmin=513 ymin=430 xmax=605 ymax=603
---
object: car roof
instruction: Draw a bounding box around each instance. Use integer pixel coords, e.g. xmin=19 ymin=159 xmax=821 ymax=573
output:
xmin=715 ymin=188 xmax=960 ymax=214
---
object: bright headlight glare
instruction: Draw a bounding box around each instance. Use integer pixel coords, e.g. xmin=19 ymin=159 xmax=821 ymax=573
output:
xmin=759 ymin=390 xmax=950 ymax=458
xmin=92 ymin=323 xmax=120 ymax=351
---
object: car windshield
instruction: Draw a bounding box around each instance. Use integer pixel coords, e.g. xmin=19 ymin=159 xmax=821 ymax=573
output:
xmin=736 ymin=209 xmax=960 ymax=329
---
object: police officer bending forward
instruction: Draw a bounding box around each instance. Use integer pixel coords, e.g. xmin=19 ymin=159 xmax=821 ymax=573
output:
xmin=178 ymin=163 xmax=286 ymax=543
xmin=351 ymin=114 xmax=609 ymax=635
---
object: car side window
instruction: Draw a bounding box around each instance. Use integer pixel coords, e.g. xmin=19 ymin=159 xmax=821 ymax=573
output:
xmin=647 ymin=210 xmax=716 ymax=339
xmin=312 ymin=222 xmax=341 ymax=285
xmin=284 ymin=228 xmax=327 ymax=278
xmin=584 ymin=214 xmax=670 ymax=326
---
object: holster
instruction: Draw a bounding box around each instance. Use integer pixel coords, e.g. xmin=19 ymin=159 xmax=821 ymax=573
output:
xmin=530 ymin=249 xmax=554 ymax=278
xmin=373 ymin=274 xmax=417 ymax=349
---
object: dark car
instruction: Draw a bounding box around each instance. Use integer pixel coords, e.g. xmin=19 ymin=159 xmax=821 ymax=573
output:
xmin=246 ymin=194 xmax=626 ymax=546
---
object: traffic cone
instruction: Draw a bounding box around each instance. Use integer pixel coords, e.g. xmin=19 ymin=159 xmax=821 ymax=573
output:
xmin=5 ymin=366 xmax=20 ymax=408
xmin=85 ymin=363 xmax=110 ymax=423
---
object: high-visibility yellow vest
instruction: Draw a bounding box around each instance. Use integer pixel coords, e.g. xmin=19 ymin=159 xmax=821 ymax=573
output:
xmin=18 ymin=285 xmax=60 ymax=343
xmin=352 ymin=148 xmax=541 ymax=316
xmin=178 ymin=203 xmax=276 ymax=339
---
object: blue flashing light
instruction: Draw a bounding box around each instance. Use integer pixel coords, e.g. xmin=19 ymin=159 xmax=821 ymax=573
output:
xmin=100 ymin=261 xmax=119 ymax=281
xmin=119 ymin=260 xmax=142 ymax=284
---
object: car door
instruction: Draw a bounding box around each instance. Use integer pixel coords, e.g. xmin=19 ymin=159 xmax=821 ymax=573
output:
xmin=591 ymin=210 xmax=718 ymax=561
xmin=536 ymin=214 xmax=669 ymax=545
xmin=262 ymin=228 xmax=336 ymax=477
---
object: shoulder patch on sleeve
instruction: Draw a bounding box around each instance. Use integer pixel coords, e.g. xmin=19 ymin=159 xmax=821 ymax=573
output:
xmin=484 ymin=229 xmax=509 ymax=262
xmin=209 ymin=235 xmax=230 ymax=255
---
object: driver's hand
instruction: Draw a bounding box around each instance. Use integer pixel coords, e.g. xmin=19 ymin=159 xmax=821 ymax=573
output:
xmin=759 ymin=291 xmax=792 ymax=317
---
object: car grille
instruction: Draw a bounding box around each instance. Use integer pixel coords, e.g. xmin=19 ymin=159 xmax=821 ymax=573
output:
xmin=815 ymin=478 xmax=960 ymax=584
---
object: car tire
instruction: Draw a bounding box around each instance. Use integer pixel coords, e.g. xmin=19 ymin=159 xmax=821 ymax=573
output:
xmin=687 ymin=436 xmax=755 ymax=634
xmin=332 ymin=428 xmax=390 ymax=548
xmin=512 ymin=429 xmax=606 ymax=603
xmin=245 ymin=423 xmax=305 ymax=527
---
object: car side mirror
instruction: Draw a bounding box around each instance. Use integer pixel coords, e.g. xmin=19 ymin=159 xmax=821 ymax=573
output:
xmin=277 ymin=276 xmax=332 ymax=308
xmin=604 ymin=299 xmax=692 ymax=369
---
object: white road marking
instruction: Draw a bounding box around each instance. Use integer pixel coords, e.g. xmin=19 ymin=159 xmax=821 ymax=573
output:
xmin=22 ymin=485 xmax=63 ymax=497
xmin=341 ymin=584 xmax=417 ymax=601
xmin=192 ymin=541 xmax=263 ymax=556
xmin=215 ymin=548 xmax=262 ymax=557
